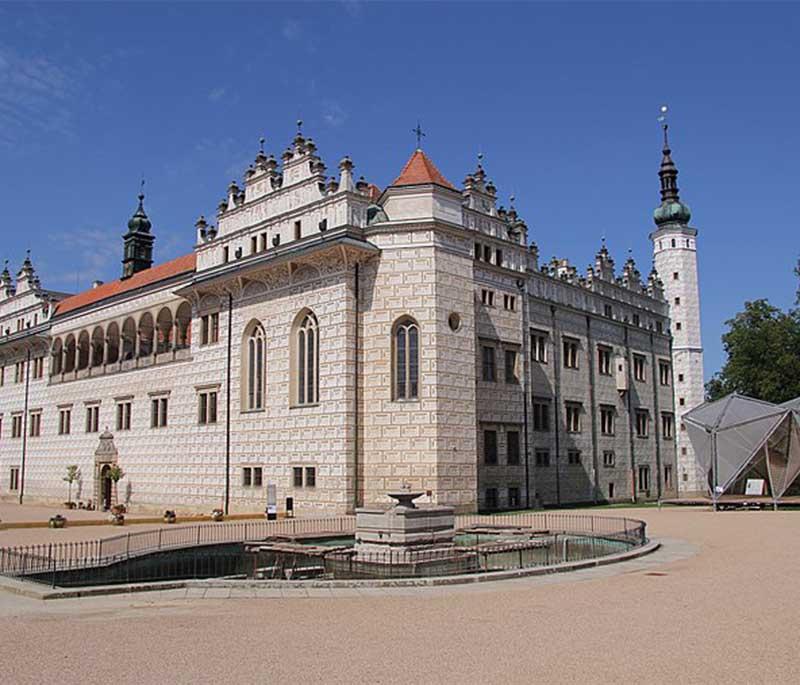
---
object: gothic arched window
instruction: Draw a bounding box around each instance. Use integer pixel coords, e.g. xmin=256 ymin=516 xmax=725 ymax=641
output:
xmin=293 ymin=310 xmax=319 ymax=405
xmin=243 ymin=321 xmax=265 ymax=410
xmin=393 ymin=317 xmax=419 ymax=400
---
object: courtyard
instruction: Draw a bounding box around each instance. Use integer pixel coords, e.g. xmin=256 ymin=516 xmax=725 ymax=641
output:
xmin=1 ymin=504 xmax=797 ymax=683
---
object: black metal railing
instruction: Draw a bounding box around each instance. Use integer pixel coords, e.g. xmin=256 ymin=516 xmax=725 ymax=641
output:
xmin=0 ymin=513 xmax=646 ymax=587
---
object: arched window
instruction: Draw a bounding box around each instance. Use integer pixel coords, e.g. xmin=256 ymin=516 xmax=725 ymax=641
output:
xmin=243 ymin=322 xmax=265 ymax=411
xmin=393 ymin=317 xmax=419 ymax=400
xmin=293 ymin=311 xmax=318 ymax=405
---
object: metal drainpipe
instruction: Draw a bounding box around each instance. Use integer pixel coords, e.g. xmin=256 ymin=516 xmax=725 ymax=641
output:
xmin=586 ymin=316 xmax=600 ymax=503
xmin=550 ymin=305 xmax=562 ymax=506
xmin=353 ymin=262 xmax=360 ymax=512
xmin=519 ymin=279 xmax=531 ymax=509
xmin=19 ymin=349 xmax=31 ymax=504
xmin=224 ymin=293 xmax=233 ymax=515
xmin=624 ymin=326 xmax=637 ymax=503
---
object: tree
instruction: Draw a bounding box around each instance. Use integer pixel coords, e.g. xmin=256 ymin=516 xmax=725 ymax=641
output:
xmin=63 ymin=465 xmax=79 ymax=505
xmin=706 ymin=299 xmax=800 ymax=404
xmin=107 ymin=465 xmax=125 ymax=506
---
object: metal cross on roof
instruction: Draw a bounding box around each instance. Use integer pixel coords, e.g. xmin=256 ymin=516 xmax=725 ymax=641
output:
xmin=412 ymin=121 xmax=425 ymax=149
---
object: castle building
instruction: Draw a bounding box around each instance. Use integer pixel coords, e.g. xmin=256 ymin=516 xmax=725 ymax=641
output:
xmin=650 ymin=124 xmax=705 ymax=493
xmin=0 ymin=125 xmax=699 ymax=514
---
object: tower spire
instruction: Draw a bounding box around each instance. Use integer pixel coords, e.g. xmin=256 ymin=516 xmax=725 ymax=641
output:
xmin=653 ymin=105 xmax=691 ymax=226
xmin=121 ymin=182 xmax=155 ymax=279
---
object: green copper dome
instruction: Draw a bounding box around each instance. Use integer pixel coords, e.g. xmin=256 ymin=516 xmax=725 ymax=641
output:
xmin=127 ymin=193 xmax=152 ymax=233
xmin=653 ymin=200 xmax=691 ymax=226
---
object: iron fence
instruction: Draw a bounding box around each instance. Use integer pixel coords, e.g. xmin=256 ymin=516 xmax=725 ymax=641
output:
xmin=0 ymin=512 xmax=646 ymax=586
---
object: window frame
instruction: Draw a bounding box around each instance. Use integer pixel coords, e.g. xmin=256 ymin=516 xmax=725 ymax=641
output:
xmin=393 ymin=317 xmax=420 ymax=401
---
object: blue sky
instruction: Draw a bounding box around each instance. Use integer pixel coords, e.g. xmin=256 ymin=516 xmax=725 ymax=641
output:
xmin=0 ymin=2 xmax=798 ymax=380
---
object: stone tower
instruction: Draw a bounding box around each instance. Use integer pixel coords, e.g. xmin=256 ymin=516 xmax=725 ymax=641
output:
xmin=650 ymin=123 xmax=705 ymax=493
xmin=121 ymin=191 xmax=155 ymax=279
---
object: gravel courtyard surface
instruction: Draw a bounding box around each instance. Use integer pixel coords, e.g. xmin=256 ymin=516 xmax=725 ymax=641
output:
xmin=1 ymin=506 xmax=798 ymax=684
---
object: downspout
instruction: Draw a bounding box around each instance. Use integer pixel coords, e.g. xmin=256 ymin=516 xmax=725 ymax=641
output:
xmin=586 ymin=316 xmax=600 ymax=503
xmin=19 ymin=349 xmax=31 ymax=504
xmin=550 ymin=305 xmax=562 ymax=506
xmin=519 ymin=279 xmax=531 ymax=509
xmin=624 ymin=327 xmax=637 ymax=503
xmin=353 ymin=262 xmax=360 ymax=511
xmin=224 ymin=293 xmax=233 ymax=514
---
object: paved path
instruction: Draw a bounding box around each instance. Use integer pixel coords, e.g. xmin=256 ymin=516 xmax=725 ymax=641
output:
xmin=2 ymin=506 xmax=799 ymax=684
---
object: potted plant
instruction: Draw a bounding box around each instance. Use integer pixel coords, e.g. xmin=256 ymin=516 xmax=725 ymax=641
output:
xmin=163 ymin=509 xmax=177 ymax=524
xmin=211 ymin=508 xmax=224 ymax=522
xmin=107 ymin=464 xmax=126 ymax=508
xmin=63 ymin=465 xmax=80 ymax=509
xmin=49 ymin=514 xmax=67 ymax=529
xmin=110 ymin=502 xmax=126 ymax=525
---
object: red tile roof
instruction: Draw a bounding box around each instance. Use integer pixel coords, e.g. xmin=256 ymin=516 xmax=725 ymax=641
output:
xmin=55 ymin=253 xmax=196 ymax=316
xmin=392 ymin=149 xmax=455 ymax=190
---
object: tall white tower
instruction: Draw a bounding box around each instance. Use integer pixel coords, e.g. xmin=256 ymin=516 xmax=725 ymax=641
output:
xmin=650 ymin=112 xmax=706 ymax=494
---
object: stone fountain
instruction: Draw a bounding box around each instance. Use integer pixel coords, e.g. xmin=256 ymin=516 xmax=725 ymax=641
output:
xmin=353 ymin=490 xmax=456 ymax=560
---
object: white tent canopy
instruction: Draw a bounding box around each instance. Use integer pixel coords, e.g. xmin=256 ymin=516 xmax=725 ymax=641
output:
xmin=684 ymin=393 xmax=800 ymax=500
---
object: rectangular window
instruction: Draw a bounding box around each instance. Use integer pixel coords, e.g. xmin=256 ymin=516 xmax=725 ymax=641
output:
xmin=198 ymin=390 xmax=218 ymax=425
xmin=151 ymin=397 xmax=168 ymax=428
xmin=659 ymin=361 xmax=671 ymax=386
xmin=531 ymin=330 xmax=548 ymax=363
xmin=565 ymin=403 xmax=582 ymax=433
xmin=305 ymin=467 xmax=316 ymax=488
xmin=608 ymin=482 xmax=615 ymax=499
xmin=673 ymin=272 xmax=679 ymax=280
xmin=675 ymin=322 xmax=682 ymax=331
xmin=504 ymin=349 xmax=518 ymax=384
xmin=222 ymin=246 xmax=229 ymax=263
xmin=294 ymin=220 xmax=302 ymax=240
xmin=656 ymin=321 xmax=663 ymax=334
xmin=85 ymin=405 xmax=100 ymax=433
xmin=260 ymin=232 xmax=268 ymax=251
xmin=661 ymin=412 xmax=674 ymax=440
xmin=481 ymin=345 xmax=496 ymax=382
xmin=242 ymin=467 xmax=263 ymax=488
xmin=483 ymin=245 xmax=492 ymax=262
xmin=638 ymin=465 xmax=651 ymax=492
xmin=14 ymin=361 xmax=24 ymax=384
xmin=481 ymin=289 xmax=495 ymax=306
xmin=633 ymin=314 xmax=640 ymax=327
xmin=603 ymin=304 xmax=613 ymax=319
xmin=253 ymin=467 xmax=263 ymax=487
xmin=600 ymin=405 xmax=615 ymax=435
xmin=495 ymin=248 xmax=503 ymax=266
xmin=116 ymin=402 xmax=132 ymax=431
xmin=293 ymin=467 xmax=303 ymax=487
xmin=201 ymin=313 xmax=220 ymax=345
xmin=567 ymin=449 xmax=581 ymax=465
xmin=535 ymin=449 xmax=550 ymax=467
xmin=484 ymin=429 xmax=498 ymax=464
xmin=242 ymin=467 xmax=252 ymax=487
xmin=29 ymin=411 xmax=41 ymax=437
xmin=664 ymin=464 xmax=673 ymax=489
xmin=674 ymin=297 xmax=681 ymax=306
xmin=635 ymin=409 xmax=649 ymax=438
xmin=503 ymin=294 xmax=515 ymax=311
xmin=9 ymin=466 xmax=19 ymax=491
xmin=251 ymin=235 xmax=258 ymax=255
xmin=59 ymin=408 xmax=71 ymax=435
xmin=474 ymin=241 xmax=482 ymax=260
xmin=32 ymin=357 xmax=44 ymax=379
xmin=603 ymin=450 xmax=615 ymax=467
xmin=532 ymin=399 xmax=550 ymax=432
xmin=597 ymin=346 xmax=611 ymax=375
xmin=633 ymin=354 xmax=646 ymax=382
xmin=678 ymin=373 xmax=684 ymax=383
xmin=562 ymin=338 xmax=579 ymax=369
xmin=12 ymin=414 xmax=23 ymax=439
xmin=507 ymin=430 xmax=520 ymax=465
xmin=508 ymin=486 xmax=520 ymax=508
xmin=485 ymin=488 xmax=498 ymax=510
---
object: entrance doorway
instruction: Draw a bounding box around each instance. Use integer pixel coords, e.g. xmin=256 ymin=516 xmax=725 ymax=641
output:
xmin=100 ymin=465 xmax=112 ymax=510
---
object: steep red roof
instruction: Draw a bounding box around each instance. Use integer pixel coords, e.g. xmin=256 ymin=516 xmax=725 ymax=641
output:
xmin=392 ymin=149 xmax=455 ymax=190
xmin=55 ymin=253 xmax=196 ymax=316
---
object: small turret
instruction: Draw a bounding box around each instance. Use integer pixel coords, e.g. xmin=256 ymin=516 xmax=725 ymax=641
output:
xmin=594 ymin=240 xmax=616 ymax=282
xmin=0 ymin=260 xmax=15 ymax=300
xmin=121 ymin=188 xmax=155 ymax=279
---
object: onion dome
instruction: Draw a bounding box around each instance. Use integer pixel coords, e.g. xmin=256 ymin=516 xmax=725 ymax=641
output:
xmin=127 ymin=193 xmax=151 ymax=233
xmin=654 ymin=123 xmax=691 ymax=226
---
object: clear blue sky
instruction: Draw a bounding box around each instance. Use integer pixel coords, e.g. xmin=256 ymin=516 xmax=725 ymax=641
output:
xmin=1 ymin=2 xmax=798 ymax=381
